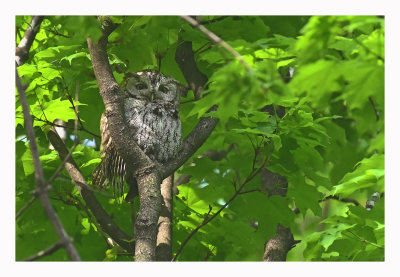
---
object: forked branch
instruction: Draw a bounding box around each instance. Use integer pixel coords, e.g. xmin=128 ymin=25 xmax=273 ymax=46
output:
xmin=87 ymin=16 xmax=162 ymax=261
xmin=87 ymin=16 xmax=220 ymax=261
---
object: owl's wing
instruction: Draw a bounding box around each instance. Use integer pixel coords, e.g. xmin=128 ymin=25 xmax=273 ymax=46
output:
xmin=92 ymin=113 xmax=126 ymax=200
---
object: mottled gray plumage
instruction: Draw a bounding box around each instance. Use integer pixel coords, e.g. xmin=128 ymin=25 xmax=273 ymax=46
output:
xmin=93 ymin=70 xmax=184 ymax=199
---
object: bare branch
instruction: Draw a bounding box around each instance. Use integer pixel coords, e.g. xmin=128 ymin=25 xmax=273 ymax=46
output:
xmin=174 ymin=39 xmax=208 ymax=99
xmin=160 ymin=105 xmax=218 ymax=179
xmin=15 ymin=16 xmax=44 ymax=66
xmin=353 ymin=36 xmax=384 ymax=62
xmin=369 ymin=96 xmax=380 ymax=121
xmin=47 ymin=141 xmax=78 ymax=184
xmin=47 ymin=130 xmax=134 ymax=253
xmin=16 ymin=69 xmax=81 ymax=261
xmin=181 ymin=16 xmax=252 ymax=71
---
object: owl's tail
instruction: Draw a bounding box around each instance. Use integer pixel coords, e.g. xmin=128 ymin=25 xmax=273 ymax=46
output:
xmin=92 ymin=146 xmax=126 ymax=200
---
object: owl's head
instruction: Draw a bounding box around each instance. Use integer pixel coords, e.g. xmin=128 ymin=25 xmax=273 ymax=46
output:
xmin=121 ymin=70 xmax=186 ymax=107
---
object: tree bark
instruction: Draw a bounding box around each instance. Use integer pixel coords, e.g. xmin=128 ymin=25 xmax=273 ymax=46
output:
xmin=47 ymin=130 xmax=135 ymax=253
xmin=175 ymin=40 xmax=207 ymax=100
xmin=156 ymin=176 xmax=173 ymax=261
xmin=87 ymin=17 xmax=162 ymax=261
xmin=87 ymin=16 xmax=219 ymax=261
xmin=15 ymin=16 xmax=44 ymax=66
xmin=263 ymin=224 xmax=296 ymax=261
xmin=261 ymin=168 xmax=298 ymax=261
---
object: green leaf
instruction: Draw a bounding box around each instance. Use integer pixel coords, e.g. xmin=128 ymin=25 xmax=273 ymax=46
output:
xmin=34 ymin=45 xmax=82 ymax=61
xmin=17 ymin=63 xmax=38 ymax=78
xmin=289 ymin=60 xmax=342 ymax=107
xmin=38 ymin=67 xmax=61 ymax=80
xmin=61 ymin=52 xmax=88 ymax=65
xmin=31 ymin=98 xmax=83 ymax=123
xmin=328 ymin=154 xmax=384 ymax=197
xmin=320 ymin=223 xmax=356 ymax=250
xmin=288 ymin=173 xmax=322 ymax=215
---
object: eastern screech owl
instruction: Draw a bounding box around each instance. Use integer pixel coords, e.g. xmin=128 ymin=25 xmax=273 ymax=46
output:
xmin=93 ymin=70 xmax=185 ymax=199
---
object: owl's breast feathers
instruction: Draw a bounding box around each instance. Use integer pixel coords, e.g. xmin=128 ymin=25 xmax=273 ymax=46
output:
xmin=150 ymin=101 xmax=179 ymax=118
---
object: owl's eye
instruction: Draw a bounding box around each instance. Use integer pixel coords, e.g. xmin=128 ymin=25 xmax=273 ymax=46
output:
xmin=136 ymin=83 xmax=147 ymax=90
xmin=159 ymin=86 xmax=169 ymax=93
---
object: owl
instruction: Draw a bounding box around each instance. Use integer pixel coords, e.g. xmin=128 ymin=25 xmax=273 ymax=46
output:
xmin=92 ymin=70 xmax=185 ymax=200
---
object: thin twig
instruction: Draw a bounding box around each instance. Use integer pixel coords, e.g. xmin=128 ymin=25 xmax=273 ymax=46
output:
xmin=238 ymin=189 xmax=261 ymax=195
xmin=344 ymin=230 xmax=384 ymax=249
xmin=47 ymin=141 xmax=79 ymax=184
xmin=172 ymin=154 xmax=270 ymax=261
xmin=193 ymin=42 xmax=212 ymax=54
xmin=353 ymin=37 xmax=384 ymax=62
xmin=24 ymin=241 xmax=64 ymax=261
xmin=18 ymin=115 xmax=101 ymax=139
xmin=32 ymin=90 xmax=49 ymax=122
xmin=199 ymin=16 xmax=229 ymax=25
xmin=51 ymin=192 xmax=115 ymax=247
xmin=65 ymin=85 xmax=85 ymax=136
xmin=74 ymin=81 xmax=79 ymax=139
xmin=368 ymin=96 xmax=380 ymax=121
xmin=16 ymin=195 xmax=37 ymax=219
xmin=320 ymin=195 xmax=360 ymax=206
xmin=181 ymin=16 xmax=252 ymax=71
xmin=48 ymin=27 xmax=71 ymax=38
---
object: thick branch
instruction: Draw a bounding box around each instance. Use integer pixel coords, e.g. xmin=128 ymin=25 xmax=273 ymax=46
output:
xmin=134 ymin=172 xmax=162 ymax=261
xmin=161 ymin=105 xmax=218 ymax=179
xmin=15 ymin=16 xmax=44 ymax=66
xmin=87 ymin=37 xmax=153 ymax=175
xmin=263 ymin=224 xmax=297 ymax=261
xmin=47 ymin=130 xmax=134 ymax=253
xmin=261 ymin=168 xmax=298 ymax=261
xmin=16 ymin=70 xmax=80 ymax=261
xmin=175 ymin=40 xmax=208 ymax=99
xmin=156 ymin=176 xmax=174 ymax=261
xmin=87 ymin=16 xmax=222 ymax=261
xmin=87 ymin=17 xmax=162 ymax=261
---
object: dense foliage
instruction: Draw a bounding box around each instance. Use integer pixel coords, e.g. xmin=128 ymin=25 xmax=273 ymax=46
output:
xmin=15 ymin=15 xmax=384 ymax=261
